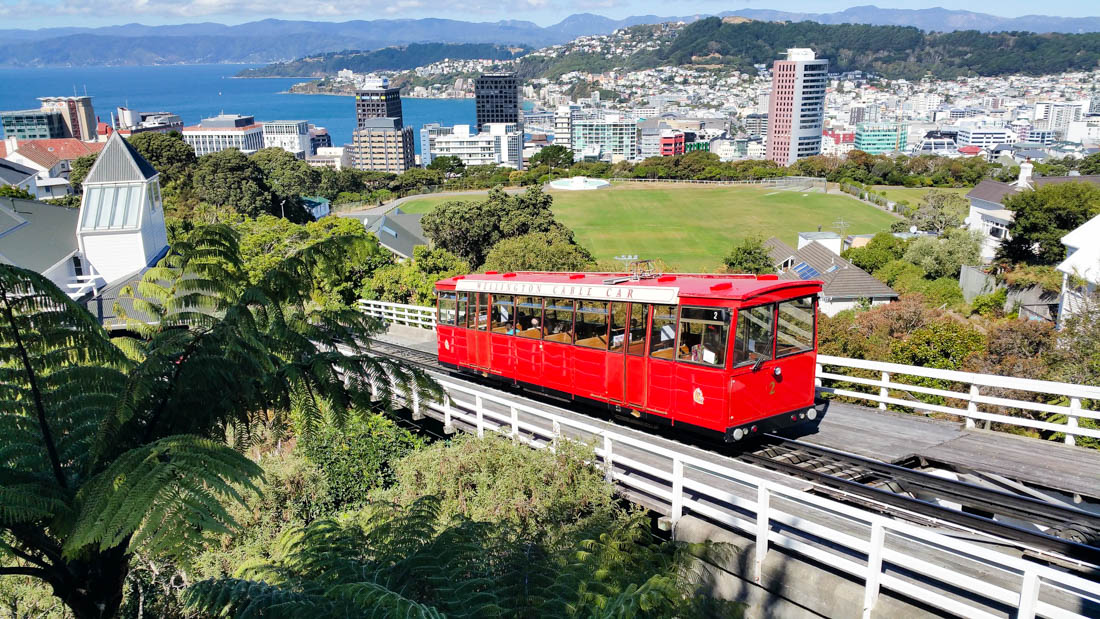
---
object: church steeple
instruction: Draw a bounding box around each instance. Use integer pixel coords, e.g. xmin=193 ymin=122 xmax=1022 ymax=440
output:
xmin=76 ymin=132 xmax=168 ymax=285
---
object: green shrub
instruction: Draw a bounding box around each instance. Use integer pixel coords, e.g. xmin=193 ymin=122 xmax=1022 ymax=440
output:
xmin=971 ymin=288 xmax=1007 ymax=317
xmin=300 ymin=413 xmax=425 ymax=513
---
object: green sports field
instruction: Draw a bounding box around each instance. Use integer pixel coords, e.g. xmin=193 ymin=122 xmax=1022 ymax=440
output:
xmin=870 ymin=185 xmax=971 ymax=207
xmin=399 ymin=183 xmax=900 ymax=271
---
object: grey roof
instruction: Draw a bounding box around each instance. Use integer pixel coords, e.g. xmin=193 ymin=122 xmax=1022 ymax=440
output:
xmin=0 ymin=158 xmax=37 ymax=184
xmin=0 ymin=197 xmax=79 ymax=272
xmin=361 ymin=208 xmax=427 ymax=259
xmin=967 ymin=175 xmax=1100 ymax=206
xmin=83 ymin=244 xmax=170 ymax=330
xmin=765 ymin=237 xmax=898 ymax=301
xmin=83 ymin=132 xmax=158 ymax=184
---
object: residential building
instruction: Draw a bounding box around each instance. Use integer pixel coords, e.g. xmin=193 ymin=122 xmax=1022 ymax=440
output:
xmin=38 ymin=96 xmax=96 ymax=142
xmin=743 ymin=112 xmax=768 ymax=137
xmin=1056 ymin=214 xmax=1099 ymax=324
xmin=3 ymin=141 xmax=70 ymax=198
xmin=1 ymin=137 xmax=104 ymax=176
xmin=475 ymin=73 xmax=520 ymax=133
xmin=965 ymin=162 xmax=1100 ymax=261
xmin=554 ymin=105 xmax=580 ymax=143
xmin=639 ymin=126 xmax=662 ymax=159
xmin=113 ymin=108 xmax=183 ymax=136
xmin=1 ymin=109 xmax=67 ymax=140
xmin=660 ymin=130 xmax=685 ymax=156
xmin=1034 ymin=101 xmax=1087 ymax=138
xmin=419 ymin=123 xmax=455 ymax=167
xmin=262 ymin=120 xmax=311 ymax=158
xmin=0 ymin=196 xmax=80 ymax=290
xmin=571 ymin=116 xmax=639 ymax=162
xmin=182 ymin=114 xmax=264 ymax=156
xmin=854 ymin=122 xmax=908 ymax=154
xmin=307 ymin=146 xmax=350 ymax=170
xmin=430 ymin=124 xmax=523 ymax=170
xmin=358 ymin=208 xmax=429 ymax=260
xmin=350 ymin=118 xmax=415 ymax=173
xmin=766 ymin=48 xmax=828 ymax=165
xmin=764 ymin=237 xmax=898 ymax=317
xmin=355 ymin=76 xmax=403 ymax=126
xmin=0 ymin=159 xmax=39 ymax=198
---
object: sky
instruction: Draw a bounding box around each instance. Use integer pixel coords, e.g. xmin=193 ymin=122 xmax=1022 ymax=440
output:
xmin=1 ymin=1 xmax=1098 ymax=30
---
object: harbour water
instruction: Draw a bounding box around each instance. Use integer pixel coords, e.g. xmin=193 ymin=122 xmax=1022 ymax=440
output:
xmin=0 ymin=64 xmax=475 ymax=153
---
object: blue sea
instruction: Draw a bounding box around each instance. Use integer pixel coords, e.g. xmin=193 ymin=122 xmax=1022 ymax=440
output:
xmin=0 ymin=64 xmax=475 ymax=153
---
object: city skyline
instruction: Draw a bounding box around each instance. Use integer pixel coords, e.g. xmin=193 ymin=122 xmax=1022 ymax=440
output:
xmin=2 ymin=1 xmax=1099 ymax=29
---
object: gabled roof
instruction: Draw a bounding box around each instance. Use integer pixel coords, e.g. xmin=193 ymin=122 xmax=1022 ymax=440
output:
xmin=4 ymin=138 xmax=104 ymax=161
xmin=765 ymin=237 xmax=898 ymax=301
xmin=0 ymin=159 xmax=37 ymax=185
xmin=360 ymin=208 xmax=427 ymax=259
xmin=967 ymin=176 xmax=1100 ymax=207
xmin=12 ymin=142 xmax=62 ymax=170
xmin=0 ymin=197 xmax=80 ymax=272
xmin=83 ymin=132 xmax=158 ymax=184
xmin=1057 ymin=214 xmax=1100 ymax=284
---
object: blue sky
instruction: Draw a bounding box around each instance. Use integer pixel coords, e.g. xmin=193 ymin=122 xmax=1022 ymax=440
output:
xmin=2 ymin=1 xmax=1097 ymax=29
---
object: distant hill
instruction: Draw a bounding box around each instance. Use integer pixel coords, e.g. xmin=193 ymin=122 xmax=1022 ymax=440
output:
xmin=2 ymin=7 xmax=1100 ymax=68
xmin=238 ymin=44 xmax=531 ymax=78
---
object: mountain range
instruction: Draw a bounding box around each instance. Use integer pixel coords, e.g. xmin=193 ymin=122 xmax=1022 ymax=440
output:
xmin=2 ymin=6 xmax=1100 ymax=67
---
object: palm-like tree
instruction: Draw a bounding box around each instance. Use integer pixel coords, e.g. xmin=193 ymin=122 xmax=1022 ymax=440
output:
xmin=0 ymin=224 xmax=435 ymax=618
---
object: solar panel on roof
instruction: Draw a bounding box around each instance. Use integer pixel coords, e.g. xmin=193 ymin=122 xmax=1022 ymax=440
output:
xmin=792 ymin=262 xmax=820 ymax=280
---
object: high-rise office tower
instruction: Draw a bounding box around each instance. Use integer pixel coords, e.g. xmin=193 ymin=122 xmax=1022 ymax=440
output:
xmin=355 ymin=76 xmax=403 ymax=127
xmin=475 ymin=73 xmax=520 ymax=133
xmin=38 ymin=96 xmax=96 ymax=141
xmin=765 ymin=49 xmax=828 ymax=166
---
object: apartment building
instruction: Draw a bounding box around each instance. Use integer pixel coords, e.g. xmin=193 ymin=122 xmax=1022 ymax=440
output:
xmin=430 ymin=124 xmax=522 ymax=169
xmin=350 ymin=118 xmax=414 ymax=173
xmin=262 ymin=120 xmax=311 ymax=158
xmin=766 ymin=49 xmax=828 ymax=165
xmin=182 ymin=114 xmax=264 ymax=156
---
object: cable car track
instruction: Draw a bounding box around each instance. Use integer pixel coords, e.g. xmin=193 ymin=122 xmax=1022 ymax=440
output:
xmin=365 ymin=338 xmax=1100 ymax=568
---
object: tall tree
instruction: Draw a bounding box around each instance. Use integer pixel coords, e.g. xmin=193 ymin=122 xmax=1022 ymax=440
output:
xmin=0 ymin=225 xmax=435 ymax=618
xmin=999 ymin=182 xmax=1100 ymax=265
xmin=425 ymin=155 xmax=466 ymax=176
xmin=483 ymin=231 xmax=595 ymax=273
xmin=529 ymin=144 xmax=574 ymax=169
xmin=191 ymin=149 xmax=284 ymax=219
xmin=128 ymin=131 xmax=197 ymax=186
xmin=250 ymin=147 xmax=321 ymax=216
xmin=908 ymin=189 xmax=968 ymax=233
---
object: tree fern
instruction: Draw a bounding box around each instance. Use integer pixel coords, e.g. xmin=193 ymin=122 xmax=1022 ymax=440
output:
xmin=0 ymin=224 xmax=438 ymax=618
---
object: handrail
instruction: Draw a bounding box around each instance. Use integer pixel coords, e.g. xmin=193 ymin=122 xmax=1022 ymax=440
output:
xmin=381 ymin=370 xmax=1100 ymax=619
xmin=359 ymin=299 xmax=1100 ymax=446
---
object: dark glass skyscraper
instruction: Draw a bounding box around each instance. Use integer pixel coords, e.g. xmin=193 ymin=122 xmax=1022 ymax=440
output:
xmin=355 ymin=78 xmax=404 ymax=128
xmin=475 ymin=73 xmax=520 ymax=133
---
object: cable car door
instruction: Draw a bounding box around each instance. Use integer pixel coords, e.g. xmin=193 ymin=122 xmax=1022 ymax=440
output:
xmin=623 ymin=304 xmax=648 ymax=409
xmin=471 ymin=292 xmax=490 ymax=369
xmin=728 ymin=304 xmax=776 ymax=425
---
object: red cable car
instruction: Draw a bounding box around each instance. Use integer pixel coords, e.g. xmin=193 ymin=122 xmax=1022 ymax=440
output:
xmin=434 ymin=271 xmax=822 ymax=442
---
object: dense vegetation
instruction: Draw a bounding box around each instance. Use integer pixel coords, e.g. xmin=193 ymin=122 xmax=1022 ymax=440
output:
xmin=239 ymin=43 xmax=531 ymax=78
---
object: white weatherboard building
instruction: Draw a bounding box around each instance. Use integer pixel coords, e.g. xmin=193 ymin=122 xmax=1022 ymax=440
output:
xmin=1056 ymin=214 xmax=1100 ymax=324
xmin=77 ymin=131 xmax=168 ymax=286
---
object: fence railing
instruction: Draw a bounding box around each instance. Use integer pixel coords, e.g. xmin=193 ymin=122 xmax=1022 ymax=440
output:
xmin=384 ymin=372 xmax=1100 ymax=618
xmin=361 ymin=300 xmax=1100 ymax=446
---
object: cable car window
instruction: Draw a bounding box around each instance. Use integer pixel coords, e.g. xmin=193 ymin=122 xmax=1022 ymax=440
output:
xmin=609 ymin=303 xmax=628 ymax=352
xmin=677 ymin=307 xmax=730 ymax=367
xmin=575 ymin=301 xmax=609 ymax=349
xmin=627 ymin=304 xmax=647 ymax=356
xmin=776 ymin=297 xmax=815 ymax=357
xmin=474 ymin=292 xmax=489 ymax=331
xmin=457 ymin=292 xmax=470 ymax=329
xmin=544 ymin=298 xmax=575 ymax=344
xmin=649 ymin=304 xmax=678 ymax=359
xmin=437 ymin=291 xmax=457 ymax=326
xmin=491 ymin=294 xmax=515 ymax=333
xmin=733 ymin=304 xmax=774 ymax=367
xmin=515 ymin=296 xmax=543 ymax=339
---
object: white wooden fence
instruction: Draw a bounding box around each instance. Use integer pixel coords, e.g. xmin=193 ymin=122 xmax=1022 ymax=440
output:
xmin=360 ymin=300 xmax=1100 ymax=446
xmin=390 ymin=374 xmax=1100 ymax=619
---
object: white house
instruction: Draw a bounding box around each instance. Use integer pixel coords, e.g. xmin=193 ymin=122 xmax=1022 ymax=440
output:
xmin=1056 ymin=214 xmax=1100 ymax=324
xmin=76 ymin=131 xmax=169 ymax=286
xmin=966 ymin=162 xmax=1100 ymax=262
xmin=0 ymin=159 xmax=39 ymax=198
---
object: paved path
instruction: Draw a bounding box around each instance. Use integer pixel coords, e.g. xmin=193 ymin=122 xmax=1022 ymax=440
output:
xmin=337 ymin=187 xmax=526 ymax=219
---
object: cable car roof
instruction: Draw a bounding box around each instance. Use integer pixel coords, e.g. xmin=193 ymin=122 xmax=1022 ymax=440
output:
xmin=436 ymin=272 xmax=822 ymax=303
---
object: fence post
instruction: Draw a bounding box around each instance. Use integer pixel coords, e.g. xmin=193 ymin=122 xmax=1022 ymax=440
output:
xmin=965 ymin=384 xmax=979 ymax=429
xmin=443 ymin=393 xmax=454 ymax=434
xmin=879 ymin=372 xmax=890 ymax=410
xmin=671 ymin=457 xmax=684 ymax=525
xmin=1016 ymin=567 xmax=1039 ymax=619
xmin=1066 ymin=398 xmax=1081 ymax=446
xmin=475 ymin=395 xmax=484 ymax=438
xmin=862 ymin=522 xmax=885 ymax=619
xmin=551 ymin=420 xmax=560 ymax=452
xmin=510 ymin=406 xmax=519 ymax=440
xmin=755 ymin=485 xmax=770 ymax=584
xmin=603 ymin=435 xmax=613 ymax=483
